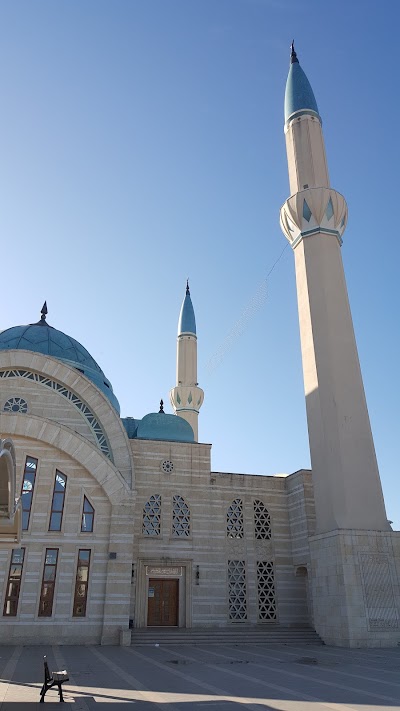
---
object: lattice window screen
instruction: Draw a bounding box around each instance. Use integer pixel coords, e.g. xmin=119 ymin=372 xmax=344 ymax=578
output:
xmin=257 ymin=561 xmax=277 ymax=621
xmin=4 ymin=397 xmax=28 ymax=413
xmin=228 ymin=560 xmax=247 ymax=621
xmin=172 ymin=495 xmax=190 ymax=537
xmin=227 ymin=498 xmax=244 ymax=538
xmin=142 ymin=494 xmax=161 ymax=536
xmin=254 ymin=500 xmax=272 ymax=540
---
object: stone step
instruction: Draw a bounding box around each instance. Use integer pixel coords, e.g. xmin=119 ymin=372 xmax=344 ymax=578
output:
xmin=131 ymin=626 xmax=323 ymax=646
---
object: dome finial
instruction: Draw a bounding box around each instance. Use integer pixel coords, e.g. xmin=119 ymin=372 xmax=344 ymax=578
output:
xmin=41 ymin=301 xmax=48 ymax=322
xmin=186 ymin=279 xmax=190 ymax=295
xmin=159 ymin=399 xmax=165 ymax=414
xmin=290 ymin=40 xmax=299 ymax=64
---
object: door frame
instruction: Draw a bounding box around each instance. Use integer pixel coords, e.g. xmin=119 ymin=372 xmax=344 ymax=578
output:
xmin=135 ymin=558 xmax=193 ymax=629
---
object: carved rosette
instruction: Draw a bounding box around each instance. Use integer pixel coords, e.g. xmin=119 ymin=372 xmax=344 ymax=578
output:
xmin=169 ymin=385 xmax=204 ymax=414
xmin=280 ymin=187 xmax=348 ymax=249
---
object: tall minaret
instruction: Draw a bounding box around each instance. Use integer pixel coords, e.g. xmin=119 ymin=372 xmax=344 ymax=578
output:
xmin=280 ymin=43 xmax=389 ymax=534
xmin=169 ymin=282 xmax=204 ymax=441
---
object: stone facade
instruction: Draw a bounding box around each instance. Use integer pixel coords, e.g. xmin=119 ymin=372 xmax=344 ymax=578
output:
xmin=0 ymin=349 xmax=318 ymax=644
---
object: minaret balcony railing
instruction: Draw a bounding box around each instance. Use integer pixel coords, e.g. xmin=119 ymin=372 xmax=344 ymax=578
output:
xmin=170 ymin=385 xmax=204 ymax=414
xmin=280 ymin=187 xmax=347 ymax=249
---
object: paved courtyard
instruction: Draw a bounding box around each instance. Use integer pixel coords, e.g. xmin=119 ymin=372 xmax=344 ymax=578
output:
xmin=1 ymin=641 xmax=400 ymax=709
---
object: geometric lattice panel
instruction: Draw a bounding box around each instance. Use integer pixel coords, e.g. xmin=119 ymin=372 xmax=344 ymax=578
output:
xmin=257 ymin=561 xmax=277 ymax=621
xmin=0 ymin=369 xmax=111 ymax=458
xmin=3 ymin=397 xmax=28 ymax=413
xmin=228 ymin=559 xmax=247 ymax=621
xmin=172 ymin=495 xmax=190 ymax=537
xmin=254 ymin=500 xmax=272 ymax=540
xmin=142 ymin=494 xmax=161 ymax=536
xmin=227 ymin=498 xmax=244 ymax=539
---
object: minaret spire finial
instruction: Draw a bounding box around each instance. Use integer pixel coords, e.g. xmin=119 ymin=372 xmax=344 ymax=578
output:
xmin=290 ymin=40 xmax=298 ymax=64
xmin=170 ymin=284 xmax=204 ymax=441
xmin=159 ymin=399 xmax=164 ymax=414
xmin=41 ymin=301 xmax=48 ymax=322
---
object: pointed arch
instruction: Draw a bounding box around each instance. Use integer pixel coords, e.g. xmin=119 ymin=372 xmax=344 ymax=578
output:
xmin=253 ymin=499 xmax=272 ymax=540
xmin=227 ymin=498 xmax=244 ymax=539
xmin=172 ymin=495 xmax=190 ymax=537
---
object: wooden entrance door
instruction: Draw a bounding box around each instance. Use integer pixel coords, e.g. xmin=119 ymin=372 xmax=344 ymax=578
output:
xmin=147 ymin=579 xmax=179 ymax=626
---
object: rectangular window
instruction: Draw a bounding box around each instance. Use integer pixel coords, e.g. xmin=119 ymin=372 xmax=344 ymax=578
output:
xmin=49 ymin=471 xmax=67 ymax=531
xmin=81 ymin=497 xmax=94 ymax=533
xmin=228 ymin=559 xmax=247 ymax=621
xmin=21 ymin=456 xmax=38 ymax=530
xmin=38 ymin=548 xmax=59 ymax=617
xmin=3 ymin=548 xmax=25 ymax=616
xmin=73 ymin=549 xmax=91 ymax=617
xmin=257 ymin=561 xmax=277 ymax=621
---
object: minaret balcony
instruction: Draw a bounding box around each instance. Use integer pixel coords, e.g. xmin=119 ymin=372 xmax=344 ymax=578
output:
xmin=280 ymin=187 xmax=347 ymax=249
xmin=169 ymin=385 xmax=204 ymax=414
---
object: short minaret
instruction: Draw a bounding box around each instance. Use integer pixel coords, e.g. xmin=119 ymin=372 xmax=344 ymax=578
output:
xmin=169 ymin=281 xmax=204 ymax=441
xmin=280 ymin=43 xmax=389 ymax=534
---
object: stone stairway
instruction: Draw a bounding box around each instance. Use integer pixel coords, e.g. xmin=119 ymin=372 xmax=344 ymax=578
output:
xmin=131 ymin=625 xmax=323 ymax=646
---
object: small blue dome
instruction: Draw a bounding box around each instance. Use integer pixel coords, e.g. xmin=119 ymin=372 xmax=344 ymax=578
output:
xmin=136 ymin=412 xmax=194 ymax=442
xmin=121 ymin=417 xmax=141 ymax=439
xmin=284 ymin=53 xmax=320 ymax=124
xmin=178 ymin=284 xmax=196 ymax=336
xmin=0 ymin=319 xmax=120 ymax=412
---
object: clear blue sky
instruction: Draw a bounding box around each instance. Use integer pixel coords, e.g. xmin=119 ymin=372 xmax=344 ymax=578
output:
xmin=1 ymin=1 xmax=399 ymax=525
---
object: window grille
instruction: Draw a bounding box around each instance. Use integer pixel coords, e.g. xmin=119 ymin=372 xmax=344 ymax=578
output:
xmin=257 ymin=561 xmax=277 ymax=621
xmin=49 ymin=471 xmax=67 ymax=531
xmin=3 ymin=548 xmax=25 ymax=616
xmin=228 ymin=560 xmax=247 ymax=621
xmin=38 ymin=549 xmax=59 ymax=617
xmin=142 ymin=495 xmax=161 ymax=536
xmin=3 ymin=397 xmax=28 ymax=413
xmin=81 ymin=496 xmax=94 ymax=533
xmin=254 ymin=500 xmax=272 ymax=540
xmin=172 ymin=495 xmax=190 ymax=537
xmin=227 ymin=498 xmax=244 ymax=538
xmin=0 ymin=369 xmax=111 ymax=458
xmin=21 ymin=456 xmax=38 ymax=530
xmin=73 ymin=549 xmax=91 ymax=617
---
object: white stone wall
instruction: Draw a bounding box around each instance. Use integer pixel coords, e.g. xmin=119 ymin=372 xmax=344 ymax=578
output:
xmin=0 ymin=376 xmax=98 ymax=447
xmin=310 ymin=529 xmax=400 ymax=647
xmin=131 ymin=439 xmax=310 ymax=629
xmin=0 ymin=435 xmax=111 ymax=643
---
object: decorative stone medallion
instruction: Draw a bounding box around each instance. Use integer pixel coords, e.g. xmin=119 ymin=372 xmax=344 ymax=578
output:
xmin=3 ymin=397 xmax=28 ymax=414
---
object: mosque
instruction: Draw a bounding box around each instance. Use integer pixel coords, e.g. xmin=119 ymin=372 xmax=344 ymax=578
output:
xmin=0 ymin=45 xmax=399 ymax=648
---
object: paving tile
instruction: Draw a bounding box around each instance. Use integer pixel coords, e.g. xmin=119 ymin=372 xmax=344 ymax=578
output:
xmin=1 ymin=643 xmax=400 ymax=709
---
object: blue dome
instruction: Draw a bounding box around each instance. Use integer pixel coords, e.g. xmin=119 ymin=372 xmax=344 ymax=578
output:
xmin=284 ymin=52 xmax=320 ymax=124
xmin=0 ymin=319 xmax=120 ymax=412
xmin=178 ymin=285 xmax=196 ymax=336
xmin=136 ymin=412 xmax=194 ymax=442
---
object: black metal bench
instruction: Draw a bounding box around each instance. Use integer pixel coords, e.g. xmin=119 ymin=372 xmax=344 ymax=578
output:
xmin=40 ymin=655 xmax=69 ymax=703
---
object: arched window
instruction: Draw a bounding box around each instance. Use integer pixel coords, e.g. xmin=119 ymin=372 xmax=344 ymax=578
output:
xmin=21 ymin=456 xmax=38 ymax=530
xmin=172 ymin=495 xmax=190 ymax=537
xmin=253 ymin=499 xmax=271 ymax=540
xmin=49 ymin=471 xmax=67 ymax=531
xmin=227 ymin=498 xmax=244 ymax=538
xmin=142 ymin=495 xmax=161 ymax=536
xmin=81 ymin=497 xmax=94 ymax=533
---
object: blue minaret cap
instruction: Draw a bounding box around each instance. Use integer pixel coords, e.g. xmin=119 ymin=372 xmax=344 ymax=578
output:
xmin=284 ymin=41 xmax=320 ymax=124
xmin=177 ymin=280 xmax=196 ymax=335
